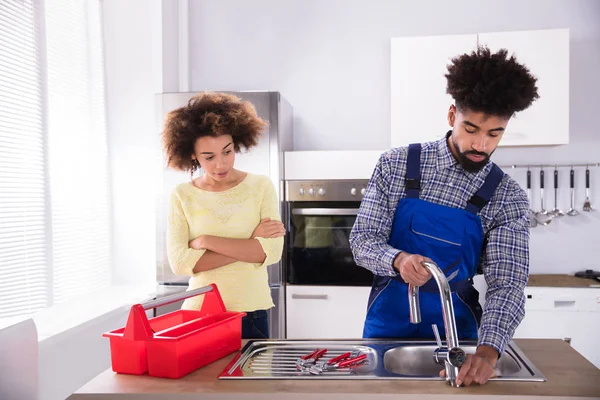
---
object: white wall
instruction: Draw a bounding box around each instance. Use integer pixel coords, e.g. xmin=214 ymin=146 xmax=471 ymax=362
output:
xmin=102 ymin=0 xmax=161 ymax=285
xmin=187 ymin=0 xmax=599 ymax=150
xmin=102 ymin=1 xmax=600 ymax=282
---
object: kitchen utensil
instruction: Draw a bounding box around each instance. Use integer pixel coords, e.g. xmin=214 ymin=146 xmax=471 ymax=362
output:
xmin=535 ymin=168 xmax=552 ymax=225
xmin=526 ymin=170 xmax=538 ymax=228
xmin=566 ymin=167 xmax=579 ymax=216
xmin=583 ymin=167 xmax=593 ymax=211
xmin=550 ymin=168 xmax=564 ymax=216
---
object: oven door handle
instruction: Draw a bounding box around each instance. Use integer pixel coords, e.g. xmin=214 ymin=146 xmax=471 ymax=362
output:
xmin=291 ymin=208 xmax=359 ymax=216
xmin=291 ymin=294 xmax=329 ymax=300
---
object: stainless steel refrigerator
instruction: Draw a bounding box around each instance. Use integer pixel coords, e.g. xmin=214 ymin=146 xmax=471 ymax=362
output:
xmin=154 ymin=91 xmax=292 ymax=339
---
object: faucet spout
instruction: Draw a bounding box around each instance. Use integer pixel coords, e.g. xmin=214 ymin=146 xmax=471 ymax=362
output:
xmin=408 ymin=261 xmax=462 ymax=387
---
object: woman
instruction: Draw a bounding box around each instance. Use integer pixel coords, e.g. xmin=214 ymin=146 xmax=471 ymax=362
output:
xmin=162 ymin=92 xmax=285 ymax=339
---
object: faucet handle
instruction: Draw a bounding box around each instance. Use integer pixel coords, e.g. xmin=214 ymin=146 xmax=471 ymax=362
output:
xmin=432 ymin=324 xmax=443 ymax=348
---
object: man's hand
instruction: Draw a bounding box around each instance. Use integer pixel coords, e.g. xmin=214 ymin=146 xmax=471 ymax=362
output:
xmin=440 ymin=345 xmax=498 ymax=386
xmin=393 ymin=252 xmax=433 ymax=286
xmin=251 ymin=218 xmax=286 ymax=239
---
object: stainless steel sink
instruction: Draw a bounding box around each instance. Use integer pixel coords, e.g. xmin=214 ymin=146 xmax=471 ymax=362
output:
xmin=218 ymin=339 xmax=546 ymax=382
xmin=383 ymin=345 xmax=521 ymax=377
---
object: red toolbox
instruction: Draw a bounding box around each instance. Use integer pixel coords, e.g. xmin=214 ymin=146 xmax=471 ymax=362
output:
xmin=103 ymin=284 xmax=245 ymax=379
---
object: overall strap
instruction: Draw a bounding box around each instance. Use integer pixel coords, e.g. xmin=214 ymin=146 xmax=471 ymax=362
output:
xmin=405 ymin=143 xmax=422 ymax=199
xmin=465 ymin=164 xmax=505 ymax=214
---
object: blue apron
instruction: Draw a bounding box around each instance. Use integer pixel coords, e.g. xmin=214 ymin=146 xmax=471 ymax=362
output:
xmin=363 ymin=143 xmax=504 ymax=340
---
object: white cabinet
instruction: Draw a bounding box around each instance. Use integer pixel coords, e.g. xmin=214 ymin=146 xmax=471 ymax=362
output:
xmin=477 ymin=29 xmax=569 ymax=146
xmin=286 ymin=285 xmax=371 ymax=339
xmin=391 ymin=28 xmax=569 ymax=147
xmin=513 ymin=287 xmax=600 ymax=369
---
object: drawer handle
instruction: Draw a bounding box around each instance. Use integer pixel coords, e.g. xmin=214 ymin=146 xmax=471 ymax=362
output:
xmin=292 ymin=294 xmax=328 ymax=300
xmin=554 ymin=300 xmax=576 ymax=308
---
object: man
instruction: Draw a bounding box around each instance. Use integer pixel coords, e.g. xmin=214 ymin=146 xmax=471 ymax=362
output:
xmin=349 ymin=46 xmax=538 ymax=386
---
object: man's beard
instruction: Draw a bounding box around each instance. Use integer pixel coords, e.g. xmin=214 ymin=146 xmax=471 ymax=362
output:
xmin=451 ymin=137 xmax=492 ymax=173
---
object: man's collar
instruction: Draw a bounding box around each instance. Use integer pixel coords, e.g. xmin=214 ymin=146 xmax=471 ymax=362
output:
xmin=436 ymin=131 xmax=458 ymax=171
xmin=436 ymin=130 xmax=492 ymax=178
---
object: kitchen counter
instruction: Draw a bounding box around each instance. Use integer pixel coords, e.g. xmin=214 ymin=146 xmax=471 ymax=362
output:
xmin=528 ymin=274 xmax=599 ymax=288
xmin=69 ymin=339 xmax=600 ymax=399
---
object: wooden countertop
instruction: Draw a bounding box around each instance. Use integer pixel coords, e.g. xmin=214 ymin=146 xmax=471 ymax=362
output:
xmin=528 ymin=274 xmax=600 ymax=288
xmin=69 ymin=339 xmax=600 ymax=400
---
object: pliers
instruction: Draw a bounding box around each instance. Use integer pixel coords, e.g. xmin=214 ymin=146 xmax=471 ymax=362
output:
xmin=309 ymin=352 xmax=368 ymax=375
xmin=295 ymin=348 xmax=328 ymax=371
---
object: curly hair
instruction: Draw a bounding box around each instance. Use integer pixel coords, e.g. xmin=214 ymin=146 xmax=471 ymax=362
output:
xmin=445 ymin=46 xmax=539 ymax=118
xmin=162 ymin=92 xmax=268 ymax=171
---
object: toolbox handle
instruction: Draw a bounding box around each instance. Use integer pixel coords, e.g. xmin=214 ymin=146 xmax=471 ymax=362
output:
xmin=141 ymin=285 xmax=213 ymax=310
xmin=121 ymin=284 xmax=226 ymax=341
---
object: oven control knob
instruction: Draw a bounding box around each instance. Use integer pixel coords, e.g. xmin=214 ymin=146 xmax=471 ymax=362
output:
xmin=299 ymin=188 xmax=305 ymax=196
xmin=317 ymin=188 xmax=326 ymax=196
xmin=350 ymin=188 xmax=357 ymax=196
xmin=308 ymin=187 xmax=315 ymax=196
xmin=360 ymin=188 xmax=366 ymax=196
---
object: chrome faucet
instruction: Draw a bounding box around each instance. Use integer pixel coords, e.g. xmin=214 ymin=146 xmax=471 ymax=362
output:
xmin=408 ymin=261 xmax=465 ymax=387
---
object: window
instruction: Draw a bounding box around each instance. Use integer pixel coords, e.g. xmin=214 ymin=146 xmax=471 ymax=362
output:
xmin=0 ymin=0 xmax=47 ymax=318
xmin=0 ymin=0 xmax=111 ymax=322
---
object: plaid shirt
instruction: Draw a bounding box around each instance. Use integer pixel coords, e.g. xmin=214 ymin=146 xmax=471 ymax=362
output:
xmin=349 ymin=134 xmax=530 ymax=355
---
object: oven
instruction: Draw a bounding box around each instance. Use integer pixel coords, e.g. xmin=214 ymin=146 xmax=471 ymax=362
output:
xmin=284 ymin=180 xmax=374 ymax=287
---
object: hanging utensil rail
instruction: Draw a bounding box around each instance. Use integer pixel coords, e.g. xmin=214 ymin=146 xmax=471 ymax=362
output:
xmin=499 ymin=163 xmax=600 ymax=169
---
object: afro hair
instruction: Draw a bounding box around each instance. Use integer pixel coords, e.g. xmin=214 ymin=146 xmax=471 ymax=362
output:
xmin=161 ymin=92 xmax=268 ymax=172
xmin=445 ymin=46 xmax=540 ymax=118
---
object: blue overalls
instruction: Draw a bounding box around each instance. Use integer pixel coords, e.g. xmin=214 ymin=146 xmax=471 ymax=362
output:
xmin=363 ymin=143 xmax=504 ymax=340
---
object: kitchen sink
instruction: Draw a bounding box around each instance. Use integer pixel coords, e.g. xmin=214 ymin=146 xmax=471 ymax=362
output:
xmin=218 ymin=339 xmax=546 ymax=382
xmin=383 ymin=345 xmax=521 ymax=376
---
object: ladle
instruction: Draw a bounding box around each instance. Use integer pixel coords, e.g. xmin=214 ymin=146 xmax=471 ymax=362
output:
xmin=550 ymin=168 xmax=564 ymax=216
xmin=535 ymin=168 xmax=552 ymax=225
xmin=526 ymin=170 xmax=538 ymax=227
xmin=566 ymin=167 xmax=579 ymax=216
xmin=582 ymin=167 xmax=593 ymax=212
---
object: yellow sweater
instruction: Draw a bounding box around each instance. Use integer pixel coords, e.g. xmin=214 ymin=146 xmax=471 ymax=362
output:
xmin=166 ymin=173 xmax=283 ymax=312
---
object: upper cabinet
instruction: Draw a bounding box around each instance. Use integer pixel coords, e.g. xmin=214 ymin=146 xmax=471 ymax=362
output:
xmin=390 ymin=29 xmax=570 ymax=148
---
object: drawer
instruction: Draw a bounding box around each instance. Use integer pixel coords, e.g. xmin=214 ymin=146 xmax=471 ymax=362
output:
xmin=524 ymin=287 xmax=600 ymax=312
xmin=286 ymin=285 xmax=370 ymax=339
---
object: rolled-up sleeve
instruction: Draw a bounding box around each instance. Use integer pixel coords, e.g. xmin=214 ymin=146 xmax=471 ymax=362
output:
xmin=166 ymin=190 xmax=206 ymax=277
xmin=254 ymin=178 xmax=284 ymax=268
xmin=479 ymin=183 xmax=530 ymax=355
xmin=349 ymin=153 xmax=401 ymax=277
